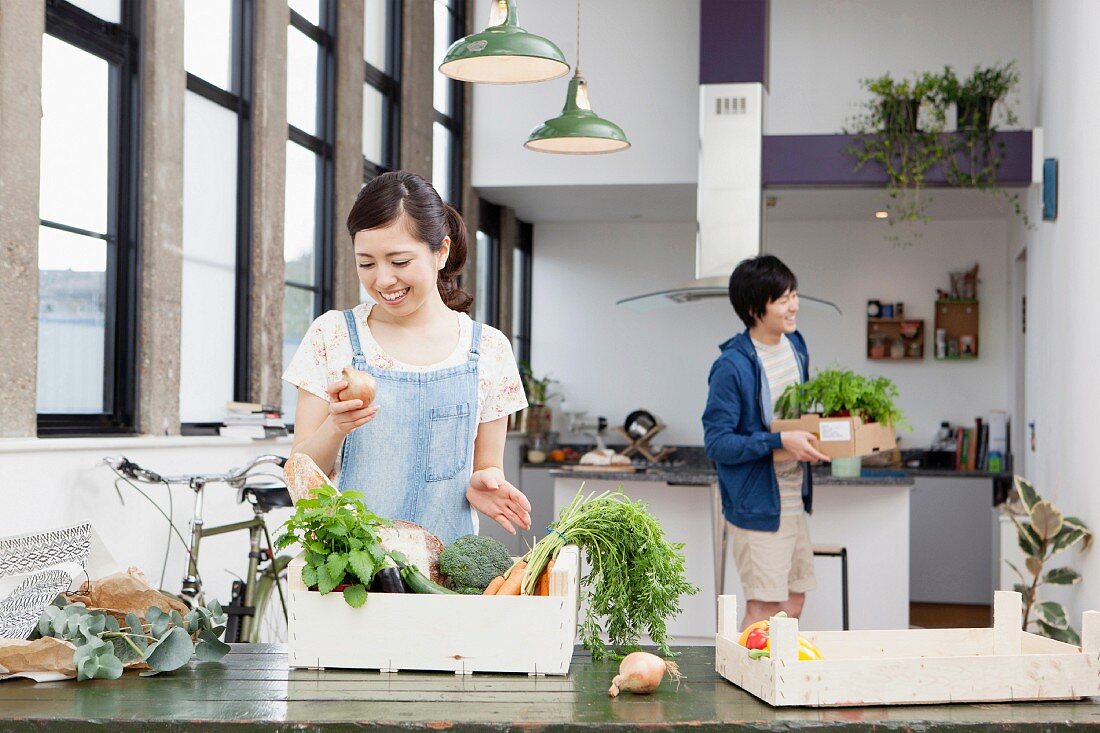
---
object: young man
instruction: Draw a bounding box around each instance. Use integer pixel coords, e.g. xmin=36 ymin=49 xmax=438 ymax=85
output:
xmin=702 ymin=255 xmax=829 ymax=629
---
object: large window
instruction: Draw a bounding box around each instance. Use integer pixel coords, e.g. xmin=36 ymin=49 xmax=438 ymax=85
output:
xmin=432 ymin=0 xmax=465 ymax=206
xmin=37 ymin=0 xmax=139 ymax=435
xmin=283 ymin=0 xmax=336 ymax=422
xmin=180 ymin=0 xmax=252 ymax=426
xmin=512 ymin=221 xmax=533 ymax=365
xmin=475 ymin=199 xmax=500 ymax=327
xmin=364 ymin=0 xmax=400 ymax=180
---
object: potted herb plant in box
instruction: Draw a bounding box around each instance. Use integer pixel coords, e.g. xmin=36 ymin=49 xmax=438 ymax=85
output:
xmin=774 ymin=367 xmax=908 ymax=477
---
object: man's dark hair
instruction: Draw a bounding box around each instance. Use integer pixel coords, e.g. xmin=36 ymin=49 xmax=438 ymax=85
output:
xmin=728 ymin=255 xmax=798 ymax=328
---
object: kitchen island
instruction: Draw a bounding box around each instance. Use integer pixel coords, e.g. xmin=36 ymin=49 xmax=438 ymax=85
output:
xmin=550 ymin=466 xmax=913 ymax=640
xmin=1 ymin=644 xmax=1094 ymax=730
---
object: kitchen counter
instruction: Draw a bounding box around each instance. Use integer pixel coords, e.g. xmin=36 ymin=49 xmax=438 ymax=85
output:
xmin=1 ymin=645 xmax=1094 ymax=730
xmin=547 ymin=465 xmax=915 ymax=487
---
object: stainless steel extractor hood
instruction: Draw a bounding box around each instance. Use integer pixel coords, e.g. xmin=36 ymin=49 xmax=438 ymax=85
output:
xmin=617 ymin=82 xmax=839 ymax=315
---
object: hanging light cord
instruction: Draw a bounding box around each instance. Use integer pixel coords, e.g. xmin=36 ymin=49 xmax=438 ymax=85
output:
xmin=575 ymin=0 xmax=582 ymax=76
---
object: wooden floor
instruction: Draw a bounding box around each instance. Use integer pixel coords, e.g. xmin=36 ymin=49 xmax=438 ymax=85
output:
xmin=910 ymin=602 xmax=992 ymax=629
xmin=0 ymin=645 xmax=1096 ymax=731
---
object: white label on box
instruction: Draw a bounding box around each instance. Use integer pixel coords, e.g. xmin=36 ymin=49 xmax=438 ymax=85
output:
xmin=819 ymin=420 xmax=852 ymax=442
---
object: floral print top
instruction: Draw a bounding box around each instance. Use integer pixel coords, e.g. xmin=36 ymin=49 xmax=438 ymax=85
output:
xmin=282 ymin=303 xmax=528 ymax=423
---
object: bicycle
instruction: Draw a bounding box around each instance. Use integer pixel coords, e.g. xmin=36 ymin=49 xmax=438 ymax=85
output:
xmin=102 ymin=454 xmax=293 ymax=644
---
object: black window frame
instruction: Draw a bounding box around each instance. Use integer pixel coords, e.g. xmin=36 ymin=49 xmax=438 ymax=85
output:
xmin=37 ymin=0 xmax=141 ymax=437
xmin=476 ymin=198 xmax=501 ymax=328
xmin=285 ymin=1 xmax=337 ymax=328
xmin=363 ymin=0 xmax=401 ymax=181
xmin=512 ymin=220 xmax=533 ymax=365
xmin=179 ymin=0 xmax=255 ymax=435
xmin=433 ymin=0 xmax=465 ymax=208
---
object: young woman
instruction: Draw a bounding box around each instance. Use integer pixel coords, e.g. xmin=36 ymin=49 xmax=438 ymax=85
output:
xmin=282 ymin=171 xmax=531 ymax=544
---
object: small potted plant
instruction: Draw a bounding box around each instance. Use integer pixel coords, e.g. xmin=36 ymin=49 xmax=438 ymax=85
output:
xmin=517 ymin=361 xmax=558 ymax=436
xmin=846 ymin=71 xmax=948 ymax=231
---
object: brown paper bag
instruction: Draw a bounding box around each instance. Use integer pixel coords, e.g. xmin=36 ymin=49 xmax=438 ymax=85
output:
xmin=65 ymin=567 xmax=189 ymax=619
xmin=0 ymin=637 xmax=77 ymax=676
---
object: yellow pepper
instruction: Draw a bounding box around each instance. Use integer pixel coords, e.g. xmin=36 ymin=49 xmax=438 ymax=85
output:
xmin=737 ymin=616 xmax=823 ymax=660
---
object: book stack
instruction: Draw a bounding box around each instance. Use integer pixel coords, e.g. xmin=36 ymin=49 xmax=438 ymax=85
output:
xmin=219 ymin=402 xmax=287 ymax=439
xmin=954 ymin=413 xmax=1009 ymax=472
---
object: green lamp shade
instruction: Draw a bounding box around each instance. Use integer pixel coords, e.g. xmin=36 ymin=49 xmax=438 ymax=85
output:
xmin=525 ymin=76 xmax=630 ymax=155
xmin=439 ymin=1 xmax=569 ymax=84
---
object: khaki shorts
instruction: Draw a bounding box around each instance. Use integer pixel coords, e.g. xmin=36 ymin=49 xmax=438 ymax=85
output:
xmin=731 ymin=513 xmax=817 ymax=602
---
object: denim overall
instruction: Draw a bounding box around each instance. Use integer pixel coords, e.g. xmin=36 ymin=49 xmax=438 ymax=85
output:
xmin=336 ymin=309 xmax=480 ymax=545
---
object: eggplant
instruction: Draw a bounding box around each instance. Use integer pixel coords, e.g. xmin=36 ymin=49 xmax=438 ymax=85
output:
xmin=370 ymin=566 xmax=409 ymax=593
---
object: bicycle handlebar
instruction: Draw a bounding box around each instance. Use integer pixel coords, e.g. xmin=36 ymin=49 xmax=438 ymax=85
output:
xmin=103 ymin=454 xmax=287 ymax=488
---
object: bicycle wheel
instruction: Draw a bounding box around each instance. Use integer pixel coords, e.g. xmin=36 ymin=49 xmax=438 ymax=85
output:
xmin=249 ymin=554 xmax=291 ymax=644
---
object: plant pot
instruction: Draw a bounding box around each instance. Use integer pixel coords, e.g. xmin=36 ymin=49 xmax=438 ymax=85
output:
xmin=881 ymin=98 xmax=921 ymax=133
xmin=956 ymin=96 xmax=996 ymax=131
xmin=525 ymin=403 xmax=553 ymax=435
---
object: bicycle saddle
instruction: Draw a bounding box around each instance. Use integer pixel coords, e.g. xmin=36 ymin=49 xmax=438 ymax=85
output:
xmin=239 ymin=476 xmax=294 ymax=512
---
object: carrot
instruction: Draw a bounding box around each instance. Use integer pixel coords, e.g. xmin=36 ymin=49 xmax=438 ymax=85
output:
xmin=483 ymin=576 xmax=506 ymax=595
xmin=536 ymin=559 xmax=555 ymax=596
xmin=497 ymin=561 xmax=527 ymax=596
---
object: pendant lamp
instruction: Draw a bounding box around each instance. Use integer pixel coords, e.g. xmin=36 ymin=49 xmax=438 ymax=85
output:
xmin=439 ymin=0 xmax=569 ymax=84
xmin=524 ymin=0 xmax=629 ymax=154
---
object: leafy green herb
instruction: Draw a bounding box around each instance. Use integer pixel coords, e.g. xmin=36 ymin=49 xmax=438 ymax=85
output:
xmin=775 ymin=367 xmax=909 ymax=430
xmin=33 ymin=596 xmax=229 ymax=680
xmin=521 ymin=489 xmax=699 ymax=662
xmin=275 ymin=484 xmax=392 ymax=606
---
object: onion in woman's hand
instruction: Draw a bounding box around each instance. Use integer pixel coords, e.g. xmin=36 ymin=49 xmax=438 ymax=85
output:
xmin=338 ymin=366 xmax=376 ymax=406
xmin=607 ymin=651 xmax=682 ymax=697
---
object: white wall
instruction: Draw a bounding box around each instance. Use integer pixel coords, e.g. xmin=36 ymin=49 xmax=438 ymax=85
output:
xmin=531 ymin=218 xmax=1012 ymax=449
xmin=1022 ymin=0 xmax=1100 ymax=622
xmin=470 ymin=0 xmax=699 ymax=188
xmin=767 ymin=0 xmax=1033 ymax=134
xmin=0 ymin=437 xmax=294 ymax=605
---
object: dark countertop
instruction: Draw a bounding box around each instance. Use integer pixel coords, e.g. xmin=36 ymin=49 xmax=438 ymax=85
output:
xmin=1 ymin=645 xmax=1094 ymax=730
xmin=546 ymin=465 xmax=915 ymax=487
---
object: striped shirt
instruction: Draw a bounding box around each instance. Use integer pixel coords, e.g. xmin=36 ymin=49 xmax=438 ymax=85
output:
xmin=752 ymin=335 xmax=805 ymax=515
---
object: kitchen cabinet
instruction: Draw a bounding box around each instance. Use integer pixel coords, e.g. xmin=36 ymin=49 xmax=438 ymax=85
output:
xmin=909 ymin=476 xmax=995 ymax=604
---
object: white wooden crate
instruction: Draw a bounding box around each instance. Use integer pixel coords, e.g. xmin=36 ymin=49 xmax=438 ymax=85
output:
xmin=716 ymin=591 xmax=1100 ymax=707
xmin=287 ymin=545 xmax=580 ymax=675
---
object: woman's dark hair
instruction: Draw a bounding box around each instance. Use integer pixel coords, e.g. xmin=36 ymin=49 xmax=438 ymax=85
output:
xmin=346 ymin=170 xmax=473 ymax=313
xmin=728 ymin=255 xmax=798 ymax=328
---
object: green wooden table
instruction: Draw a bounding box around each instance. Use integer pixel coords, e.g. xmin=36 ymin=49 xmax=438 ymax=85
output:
xmin=0 ymin=645 xmax=1097 ymax=731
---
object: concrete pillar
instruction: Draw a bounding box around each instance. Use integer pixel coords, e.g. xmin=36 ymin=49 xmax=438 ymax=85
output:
xmin=333 ymin=0 xmax=365 ymax=311
xmin=249 ymin=0 xmax=288 ymax=409
xmin=136 ymin=0 xmax=185 ymax=436
xmin=400 ymin=0 xmax=434 ymax=180
xmin=0 ymin=0 xmax=44 ymax=437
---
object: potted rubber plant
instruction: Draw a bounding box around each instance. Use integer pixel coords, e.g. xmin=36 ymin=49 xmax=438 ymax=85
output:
xmin=1003 ymin=476 xmax=1092 ymax=644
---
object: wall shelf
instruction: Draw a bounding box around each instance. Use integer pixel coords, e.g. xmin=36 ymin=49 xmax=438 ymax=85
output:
xmin=867 ymin=317 xmax=924 ymax=361
xmin=935 ymin=300 xmax=980 ymax=359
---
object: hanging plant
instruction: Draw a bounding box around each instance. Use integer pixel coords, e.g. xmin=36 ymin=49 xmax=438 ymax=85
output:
xmin=845 ymin=71 xmax=948 ymax=238
xmin=939 ymin=62 xmax=1031 ymax=228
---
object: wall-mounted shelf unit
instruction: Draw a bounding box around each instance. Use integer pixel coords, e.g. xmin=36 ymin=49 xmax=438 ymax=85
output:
xmin=934 ymin=300 xmax=980 ymax=359
xmin=867 ymin=318 xmax=925 ymax=361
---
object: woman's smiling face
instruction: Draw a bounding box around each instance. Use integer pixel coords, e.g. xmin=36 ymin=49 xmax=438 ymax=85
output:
xmin=353 ymin=214 xmax=449 ymax=315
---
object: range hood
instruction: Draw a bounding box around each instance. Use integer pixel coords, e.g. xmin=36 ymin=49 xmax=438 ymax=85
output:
xmin=617 ymin=82 xmax=839 ymax=315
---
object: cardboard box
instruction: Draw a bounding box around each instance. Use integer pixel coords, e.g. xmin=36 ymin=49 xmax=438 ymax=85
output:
xmin=771 ymin=413 xmax=896 ymax=461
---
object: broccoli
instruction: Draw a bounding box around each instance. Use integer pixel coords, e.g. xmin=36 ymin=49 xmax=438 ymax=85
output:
xmin=438 ymin=534 xmax=513 ymax=593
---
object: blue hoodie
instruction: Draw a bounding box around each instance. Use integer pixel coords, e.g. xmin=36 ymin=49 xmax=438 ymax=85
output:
xmin=702 ymin=330 xmax=812 ymax=531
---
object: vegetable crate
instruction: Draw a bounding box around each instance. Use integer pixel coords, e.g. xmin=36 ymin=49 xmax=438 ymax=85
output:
xmin=716 ymin=591 xmax=1100 ymax=707
xmin=287 ymin=545 xmax=580 ymax=675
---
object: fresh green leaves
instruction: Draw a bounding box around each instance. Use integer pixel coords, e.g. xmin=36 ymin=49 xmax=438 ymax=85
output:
xmin=35 ymin=598 xmax=231 ymax=681
xmin=775 ymin=367 xmax=909 ymax=429
xmin=275 ymin=483 xmax=392 ymax=607
xmin=1003 ymin=478 xmax=1091 ymax=644
xmin=534 ymin=490 xmax=699 ymax=662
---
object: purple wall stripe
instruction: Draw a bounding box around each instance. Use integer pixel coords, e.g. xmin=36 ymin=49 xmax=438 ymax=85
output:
xmin=762 ymin=131 xmax=1033 ymax=187
xmin=700 ymin=0 xmax=769 ymax=85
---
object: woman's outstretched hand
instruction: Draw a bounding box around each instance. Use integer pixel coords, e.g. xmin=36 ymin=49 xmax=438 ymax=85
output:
xmin=467 ymin=467 xmax=532 ymax=535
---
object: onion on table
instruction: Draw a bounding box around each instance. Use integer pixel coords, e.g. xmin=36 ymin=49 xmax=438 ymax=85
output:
xmin=607 ymin=651 xmax=683 ymax=697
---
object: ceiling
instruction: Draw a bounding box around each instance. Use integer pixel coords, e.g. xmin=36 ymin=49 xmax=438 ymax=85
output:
xmin=477 ymin=184 xmax=1018 ymax=224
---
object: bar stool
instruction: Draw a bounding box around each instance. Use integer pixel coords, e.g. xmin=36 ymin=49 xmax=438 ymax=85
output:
xmin=812 ymin=545 xmax=849 ymax=630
